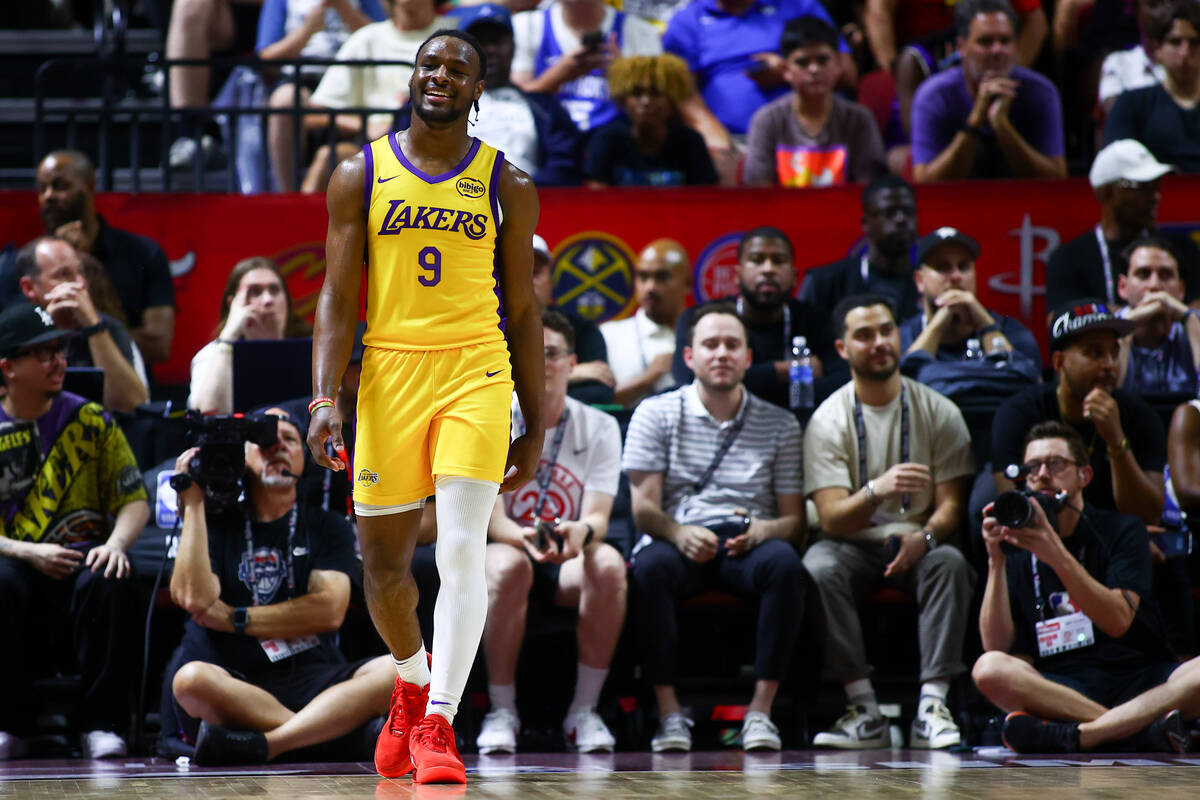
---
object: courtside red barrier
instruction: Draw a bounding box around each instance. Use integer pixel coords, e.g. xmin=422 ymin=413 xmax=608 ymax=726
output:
xmin=3 ymin=178 xmax=1199 ymax=384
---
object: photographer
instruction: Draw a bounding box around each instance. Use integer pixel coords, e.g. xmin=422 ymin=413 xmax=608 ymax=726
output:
xmin=974 ymin=421 xmax=1200 ymax=754
xmin=163 ymin=407 xmax=394 ymax=765
xmin=625 ymin=303 xmax=808 ymax=753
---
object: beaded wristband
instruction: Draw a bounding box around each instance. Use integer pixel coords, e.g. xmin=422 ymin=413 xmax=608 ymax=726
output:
xmin=308 ymin=396 xmax=335 ymax=414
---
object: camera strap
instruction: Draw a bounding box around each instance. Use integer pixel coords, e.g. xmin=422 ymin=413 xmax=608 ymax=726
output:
xmin=855 ymin=383 xmax=910 ymax=511
xmin=243 ymin=504 xmax=298 ymax=605
xmin=519 ymin=407 xmax=569 ymax=522
xmin=736 ymin=296 xmax=792 ymax=358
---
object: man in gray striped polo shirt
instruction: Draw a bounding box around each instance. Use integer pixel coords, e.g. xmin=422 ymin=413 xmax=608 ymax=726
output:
xmin=803 ymin=293 xmax=976 ymax=751
xmin=624 ymin=303 xmax=809 ymax=753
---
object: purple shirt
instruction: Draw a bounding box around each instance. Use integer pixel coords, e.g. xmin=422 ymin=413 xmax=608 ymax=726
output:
xmin=910 ymin=65 xmax=1064 ymax=177
xmin=663 ymin=0 xmax=845 ymax=135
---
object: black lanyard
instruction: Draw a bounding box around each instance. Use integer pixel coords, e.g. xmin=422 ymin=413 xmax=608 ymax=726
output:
xmin=243 ymin=505 xmax=298 ymax=606
xmin=736 ymin=296 xmax=791 ymax=358
xmin=518 ymin=407 xmax=570 ymax=521
xmin=855 ymin=384 xmax=910 ymax=512
xmin=680 ymin=390 xmax=748 ymax=494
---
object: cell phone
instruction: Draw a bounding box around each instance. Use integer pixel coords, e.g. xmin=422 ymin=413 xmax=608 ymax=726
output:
xmin=885 ymin=535 xmax=901 ymax=561
xmin=580 ymin=31 xmax=604 ymax=50
xmin=536 ymin=518 xmax=564 ymax=551
xmin=1152 ymin=528 xmax=1192 ymax=559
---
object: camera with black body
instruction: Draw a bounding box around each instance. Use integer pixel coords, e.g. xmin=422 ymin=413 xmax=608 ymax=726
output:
xmin=535 ymin=517 xmax=564 ymax=551
xmin=169 ymin=412 xmax=279 ymax=511
xmin=988 ymin=488 xmax=1068 ymax=529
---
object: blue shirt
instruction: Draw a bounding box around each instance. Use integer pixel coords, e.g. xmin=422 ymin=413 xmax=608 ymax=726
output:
xmin=533 ymin=7 xmax=627 ymax=132
xmin=663 ymin=0 xmax=845 ymax=135
xmin=1122 ymin=321 xmax=1198 ymax=396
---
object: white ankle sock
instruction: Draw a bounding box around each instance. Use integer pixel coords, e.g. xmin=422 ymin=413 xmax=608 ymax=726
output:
xmin=393 ymin=646 xmax=430 ymax=686
xmin=567 ymin=663 xmax=609 ymax=717
xmin=920 ymin=680 xmax=950 ymax=704
xmin=845 ymin=678 xmax=879 ymax=718
xmin=488 ymin=683 xmax=517 ymax=714
xmin=425 ymin=476 xmax=498 ymax=723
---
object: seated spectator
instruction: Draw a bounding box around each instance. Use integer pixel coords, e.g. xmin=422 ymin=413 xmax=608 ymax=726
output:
xmin=475 ymin=311 xmax=625 ymax=754
xmin=799 ymin=175 xmax=921 ymax=330
xmin=1098 ymin=0 xmax=1170 ymax=113
xmin=510 ymin=0 xmax=663 ymax=135
xmin=601 ymin=239 xmax=691 ymax=407
xmin=1047 ymin=139 xmax=1200 ymax=313
xmin=189 ymin=257 xmax=311 ymax=414
xmin=744 ymin=16 xmax=885 ymax=188
xmin=804 ymin=294 xmax=975 ymax=750
xmin=0 ymin=304 xmax=150 ymax=760
xmin=302 ymin=0 xmax=446 ymax=192
xmin=531 ymin=235 xmax=616 ymax=405
xmin=992 ymin=302 xmax=1166 ymax=523
xmin=1169 ymin=397 xmax=1200 ymax=517
xmin=864 ymin=0 xmax=1047 ymax=71
xmin=164 ymin=408 xmax=395 ymax=765
xmin=1106 ymin=0 xmax=1200 ymax=172
xmin=15 ymin=237 xmax=149 ymax=413
xmin=911 ymin=0 xmax=1066 ymax=182
xmin=626 ymin=304 xmax=809 ymax=752
xmin=1116 ymin=234 xmax=1200 ymax=395
xmin=899 ymin=227 xmax=1041 ymax=397
xmin=662 ymin=0 xmax=852 ymax=137
xmin=672 ymin=227 xmax=828 ymax=409
xmin=258 ymin=0 xmax=388 ymax=192
xmin=584 ymin=54 xmax=718 ymax=187
xmin=973 ymin=421 xmax=1199 ymax=754
xmin=890 ymin=28 xmax=958 ymax=174
xmin=34 ymin=150 xmax=176 ymax=363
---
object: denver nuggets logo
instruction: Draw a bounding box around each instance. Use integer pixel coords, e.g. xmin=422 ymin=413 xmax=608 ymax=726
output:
xmin=693 ymin=232 xmax=744 ymax=303
xmin=456 ymin=177 xmax=485 ymax=198
xmin=358 ymin=468 xmax=379 ymax=487
xmin=550 ymin=232 xmax=636 ymax=323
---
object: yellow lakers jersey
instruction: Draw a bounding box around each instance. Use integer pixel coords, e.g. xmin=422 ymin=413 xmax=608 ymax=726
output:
xmin=362 ymin=133 xmax=506 ymax=350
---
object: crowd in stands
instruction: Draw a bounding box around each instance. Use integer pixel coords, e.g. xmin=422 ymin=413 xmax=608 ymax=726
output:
xmin=8 ymin=0 xmax=1200 ymax=766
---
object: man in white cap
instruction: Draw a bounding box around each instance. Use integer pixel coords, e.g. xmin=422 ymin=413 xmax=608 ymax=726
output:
xmin=1046 ymin=139 xmax=1200 ymax=315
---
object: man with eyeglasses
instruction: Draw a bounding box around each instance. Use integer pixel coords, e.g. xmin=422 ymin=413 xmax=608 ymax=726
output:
xmin=991 ymin=301 xmax=1166 ymax=525
xmin=475 ymin=309 xmax=625 ymax=755
xmin=0 ymin=303 xmax=149 ymax=760
xmin=898 ymin=226 xmax=1041 ymax=398
xmin=1046 ymin=139 xmax=1200 ymax=315
xmin=974 ymin=420 xmax=1198 ymax=754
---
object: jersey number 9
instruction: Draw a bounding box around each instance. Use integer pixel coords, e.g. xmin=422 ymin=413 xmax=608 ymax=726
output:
xmin=418 ymin=246 xmax=441 ymax=287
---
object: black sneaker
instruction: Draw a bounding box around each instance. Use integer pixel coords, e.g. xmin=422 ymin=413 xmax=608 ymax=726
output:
xmin=193 ymin=721 xmax=269 ymax=766
xmin=1132 ymin=710 xmax=1191 ymax=754
xmin=1001 ymin=711 xmax=1081 ymax=754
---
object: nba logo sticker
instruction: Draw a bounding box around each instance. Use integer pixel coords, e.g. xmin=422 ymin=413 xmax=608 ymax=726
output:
xmin=549 ymin=232 xmax=636 ymax=323
xmin=693 ymin=232 xmax=744 ymax=303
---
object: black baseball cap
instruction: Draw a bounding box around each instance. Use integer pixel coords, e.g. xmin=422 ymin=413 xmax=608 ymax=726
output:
xmin=916 ymin=227 xmax=980 ymax=266
xmin=0 ymin=303 xmax=69 ymax=359
xmin=1048 ymin=299 xmax=1135 ymax=351
xmin=252 ymin=404 xmax=307 ymax=442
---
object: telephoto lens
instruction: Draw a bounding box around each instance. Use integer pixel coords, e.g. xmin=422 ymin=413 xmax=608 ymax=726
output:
xmin=991 ymin=491 xmax=1035 ymax=528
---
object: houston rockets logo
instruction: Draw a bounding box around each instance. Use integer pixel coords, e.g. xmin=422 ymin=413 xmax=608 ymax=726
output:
xmin=549 ymin=232 xmax=637 ymax=323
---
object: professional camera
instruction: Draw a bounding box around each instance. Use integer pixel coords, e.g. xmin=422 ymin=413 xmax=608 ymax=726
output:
xmin=170 ymin=412 xmax=279 ymax=510
xmin=988 ymin=488 xmax=1068 ymax=528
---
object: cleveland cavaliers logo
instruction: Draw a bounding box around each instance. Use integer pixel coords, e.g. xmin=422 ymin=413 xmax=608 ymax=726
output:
xmin=358 ymin=468 xmax=379 ymax=487
xmin=456 ymin=177 xmax=485 ymax=198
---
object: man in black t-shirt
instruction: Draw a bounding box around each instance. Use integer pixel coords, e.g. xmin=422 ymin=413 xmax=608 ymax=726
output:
xmin=992 ymin=301 xmax=1166 ymax=524
xmin=973 ymin=421 xmax=1198 ymax=754
xmin=672 ymin=226 xmax=831 ymax=408
xmin=163 ymin=408 xmax=395 ymax=765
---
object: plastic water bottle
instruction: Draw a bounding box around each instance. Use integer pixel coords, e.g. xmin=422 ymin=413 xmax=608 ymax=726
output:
xmin=788 ymin=336 xmax=814 ymax=411
xmin=964 ymin=337 xmax=984 ymax=362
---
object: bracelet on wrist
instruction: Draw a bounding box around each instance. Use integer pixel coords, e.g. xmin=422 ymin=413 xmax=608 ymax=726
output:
xmin=308 ymin=396 xmax=335 ymax=414
xmin=1107 ymin=436 xmax=1130 ymax=458
xmin=79 ymin=320 xmax=106 ymax=338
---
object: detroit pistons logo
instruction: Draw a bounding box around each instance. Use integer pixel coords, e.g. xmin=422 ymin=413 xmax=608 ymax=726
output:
xmin=456 ymin=177 xmax=486 ymax=198
xmin=693 ymin=232 xmax=744 ymax=303
xmin=550 ymin=232 xmax=636 ymax=323
xmin=239 ymin=547 xmax=286 ymax=605
xmin=508 ymin=461 xmax=584 ymax=522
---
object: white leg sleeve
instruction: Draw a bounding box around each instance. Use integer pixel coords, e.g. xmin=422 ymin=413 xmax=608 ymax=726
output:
xmin=426 ymin=475 xmax=498 ymax=722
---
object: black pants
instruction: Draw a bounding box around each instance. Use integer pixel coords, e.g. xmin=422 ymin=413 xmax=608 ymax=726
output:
xmin=0 ymin=552 xmax=141 ymax=733
xmin=629 ymin=538 xmax=809 ymax=686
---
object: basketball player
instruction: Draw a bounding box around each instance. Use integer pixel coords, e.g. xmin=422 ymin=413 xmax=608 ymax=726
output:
xmin=307 ymin=29 xmax=544 ymax=784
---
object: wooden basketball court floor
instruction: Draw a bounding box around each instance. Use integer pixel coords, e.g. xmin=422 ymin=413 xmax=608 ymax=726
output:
xmin=3 ymin=749 xmax=1200 ymax=799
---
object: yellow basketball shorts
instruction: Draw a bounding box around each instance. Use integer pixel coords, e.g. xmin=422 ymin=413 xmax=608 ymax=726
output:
xmin=353 ymin=340 xmax=513 ymax=506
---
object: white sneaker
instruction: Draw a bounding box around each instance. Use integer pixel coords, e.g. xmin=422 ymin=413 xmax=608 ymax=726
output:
xmin=740 ymin=711 xmax=781 ymax=751
xmin=910 ymin=698 xmax=961 ymax=749
xmin=563 ymin=708 xmax=616 ymax=753
xmin=0 ymin=731 xmax=25 ymax=760
xmin=82 ymin=729 xmax=127 ymax=759
xmin=813 ymin=706 xmax=888 ymax=749
xmin=476 ymin=707 xmax=519 ymax=754
xmin=650 ymin=712 xmax=693 ymax=752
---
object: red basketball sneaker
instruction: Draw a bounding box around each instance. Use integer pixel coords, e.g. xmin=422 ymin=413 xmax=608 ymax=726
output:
xmin=410 ymin=713 xmax=466 ymax=784
xmin=374 ymin=675 xmax=430 ymax=778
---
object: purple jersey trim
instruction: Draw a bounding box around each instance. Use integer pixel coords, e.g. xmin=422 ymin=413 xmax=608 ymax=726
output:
xmin=361 ymin=143 xmax=374 ymax=213
xmin=489 ymin=151 xmax=506 ymax=335
xmin=390 ymin=132 xmax=482 ymax=184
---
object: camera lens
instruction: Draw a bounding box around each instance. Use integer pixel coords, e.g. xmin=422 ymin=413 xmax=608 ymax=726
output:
xmin=992 ymin=491 xmax=1034 ymax=528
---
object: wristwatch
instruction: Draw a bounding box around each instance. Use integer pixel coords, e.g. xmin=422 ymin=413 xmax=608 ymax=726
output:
xmin=233 ymin=606 xmax=249 ymax=635
xmin=79 ymin=320 xmax=106 ymax=338
xmin=923 ymin=529 xmax=939 ymax=551
xmin=583 ymin=522 xmax=595 ymax=546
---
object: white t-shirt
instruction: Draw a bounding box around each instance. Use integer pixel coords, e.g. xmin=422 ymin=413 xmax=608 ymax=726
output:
xmin=600 ymin=308 xmax=677 ymax=394
xmin=511 ymin=3 xmax=663 ymax=77
xmin=505 ymin=395 xmax=622 ymax=523
xmin=1099 ymin=45 xmax=1164 ymax=104
xmin=469 ymin=87 xmax=540 ymax=177
xmin=311 ymin=17 xmax=446 ymax=128
xmin=804 ymin=377 xmax=974 ymax=541
xmin=187 ymin=340 xmax=230 ymax=413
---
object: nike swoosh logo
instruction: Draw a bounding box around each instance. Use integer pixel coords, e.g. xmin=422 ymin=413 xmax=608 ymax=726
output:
xmin=377 ymin=175 xmax=399 ymax=184
xmin=573 ymin=447 xmax=586 ymax=456
xmin=486 ymin=369 xmax=502 ymax=377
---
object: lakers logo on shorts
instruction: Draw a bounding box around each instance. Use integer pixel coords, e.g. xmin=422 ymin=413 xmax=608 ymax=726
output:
xmin=357 ymin=468 xmax=380 ymax=487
